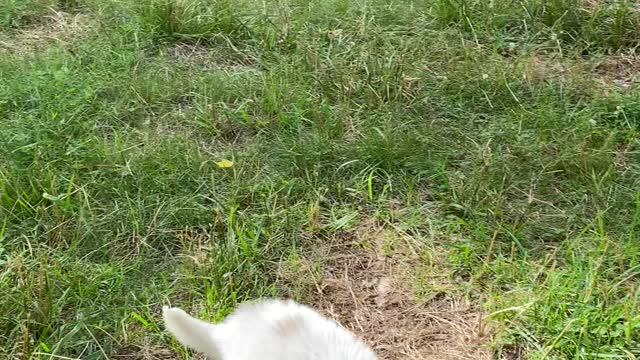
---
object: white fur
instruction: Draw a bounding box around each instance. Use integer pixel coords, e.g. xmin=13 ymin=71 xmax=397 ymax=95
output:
xmin=163 ymin=298 xmax=378 ymax=360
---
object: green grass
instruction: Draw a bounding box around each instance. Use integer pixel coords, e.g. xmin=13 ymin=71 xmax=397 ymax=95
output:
xmin=1 ymin=0 xmax=639 ymax=359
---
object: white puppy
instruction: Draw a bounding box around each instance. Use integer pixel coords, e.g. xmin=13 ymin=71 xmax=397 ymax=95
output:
xmin=163 ymin=298 xmax=378 ymax=360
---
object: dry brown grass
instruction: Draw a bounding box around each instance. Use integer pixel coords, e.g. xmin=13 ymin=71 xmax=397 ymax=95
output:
xmin=113 ymin=346 xmax=182 ymax=360
xmin=282 ymin=220 xmax=492 ymax=360
xmin=518 ymin=52 xmax=639 ymax=101
xmin=594 ymin=53 xmax=640 ymax=90
xmin=0 ymin=9 xmax=92 ymax=54
xmin=163 ymin=42 xmax=258 ymax=74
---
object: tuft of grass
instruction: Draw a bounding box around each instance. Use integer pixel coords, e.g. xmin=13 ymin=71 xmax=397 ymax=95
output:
xmin=0 ymin=0 xmax=56 ymax=29
xmin=134 ymin=0 xmax=254 ymax=45
xmin=431 ymin=0 xmax=640 ymax=53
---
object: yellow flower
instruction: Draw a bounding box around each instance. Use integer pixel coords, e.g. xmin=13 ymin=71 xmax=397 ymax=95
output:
xmin=216 ymin=159 xmax=234 ymax=168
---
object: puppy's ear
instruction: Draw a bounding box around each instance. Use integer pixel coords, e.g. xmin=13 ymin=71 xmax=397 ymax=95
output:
xmin=163 ymin=307 xmax=223 ymax=360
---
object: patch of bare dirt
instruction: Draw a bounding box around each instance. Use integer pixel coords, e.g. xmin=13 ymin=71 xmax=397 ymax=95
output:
xmin=291 ymin=221 xmax=492 ymax=360
xmin=0 ymin=10 xmax=91 ymax=54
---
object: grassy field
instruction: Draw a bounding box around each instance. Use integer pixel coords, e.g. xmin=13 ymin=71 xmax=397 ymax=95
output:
xmin=1 ymin=0 xmax=639 ymax=359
